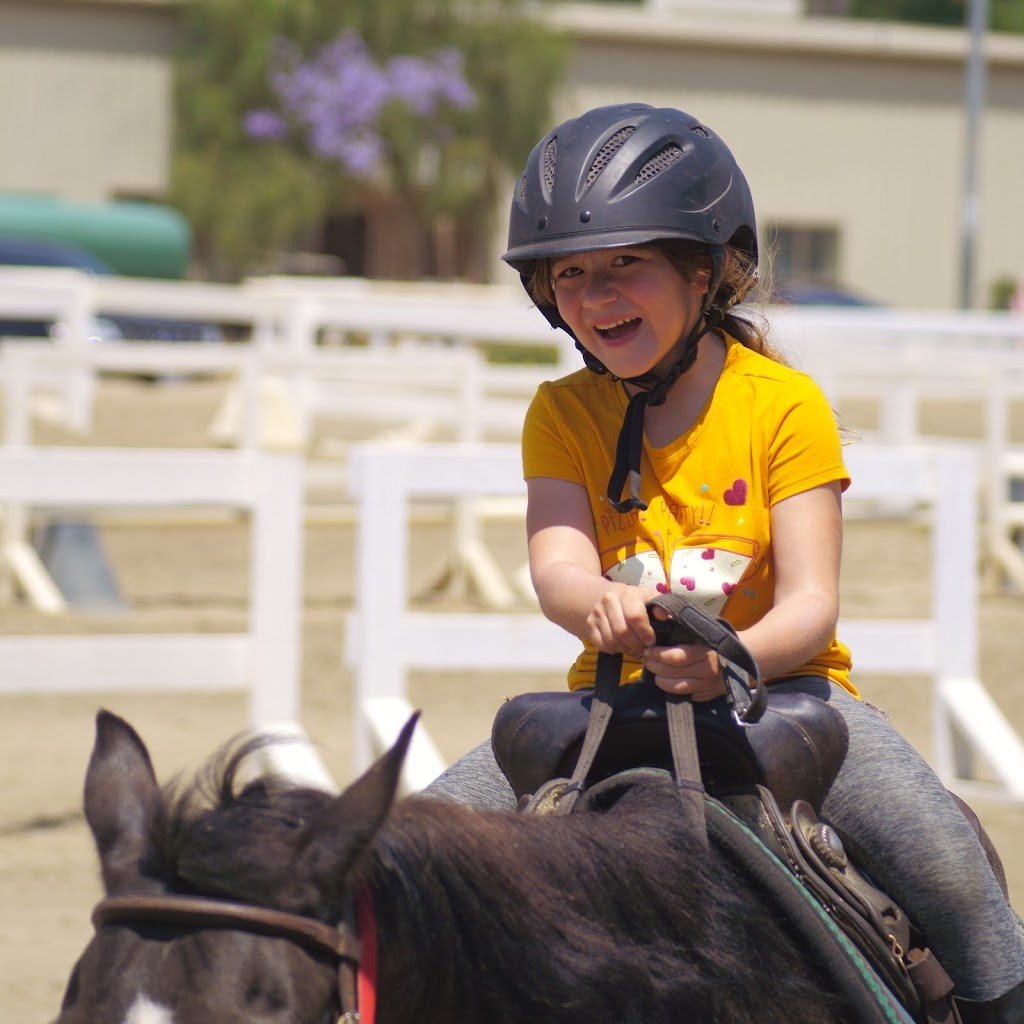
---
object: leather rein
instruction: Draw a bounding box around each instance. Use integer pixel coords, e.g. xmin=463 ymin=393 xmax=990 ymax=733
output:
xmin=91 ymin=889 xmax=376 ymax=1024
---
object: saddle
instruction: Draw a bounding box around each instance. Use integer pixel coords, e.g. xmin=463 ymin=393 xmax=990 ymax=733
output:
xmin=492 ymin=594 xmax=960 ymax=1024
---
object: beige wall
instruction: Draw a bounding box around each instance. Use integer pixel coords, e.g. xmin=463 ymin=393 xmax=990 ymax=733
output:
xmin=528 ymin=6 xmax=1024 ymax=310
xmin=0 ymin=0 xmax=177 ymax=203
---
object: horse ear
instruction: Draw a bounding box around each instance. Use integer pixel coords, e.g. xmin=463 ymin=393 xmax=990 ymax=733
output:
xmin=84 ymin=709 xmax=162 ymax=895
xmin=297 ymin=713 xmax=419 ymax=901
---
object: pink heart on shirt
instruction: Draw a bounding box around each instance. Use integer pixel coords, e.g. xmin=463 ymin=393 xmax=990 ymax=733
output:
xmin=724 ymin=479 xmax=748 ymax=506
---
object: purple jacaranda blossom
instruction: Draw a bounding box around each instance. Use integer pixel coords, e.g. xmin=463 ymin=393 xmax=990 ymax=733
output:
xmin=244 ymin=30 xmax=476 ymax=181
xmin=388 ymin=49 xmax=475 ymax=117
xmin=243 ymin=109 xmax=289 ymax=141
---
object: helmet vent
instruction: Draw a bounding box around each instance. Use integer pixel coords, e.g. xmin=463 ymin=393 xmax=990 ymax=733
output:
xmin=516 ymin=173 xmax=528 ymax=207
xmin=635 ymin=144 xmax=685 ymax=185
xmin=585 ymin=126 xmax=636 ymax=189
xmin=542 ymin=138 xmax=558 ymax=195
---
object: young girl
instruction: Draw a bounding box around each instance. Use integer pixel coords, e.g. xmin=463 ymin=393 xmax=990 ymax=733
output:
xmin=427 ymin=102 xmax=1023 ymax=1020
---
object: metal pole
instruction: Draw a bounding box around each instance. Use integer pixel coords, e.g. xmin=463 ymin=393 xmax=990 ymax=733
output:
xmin=959 ymin=0 xmax=989 ymax=310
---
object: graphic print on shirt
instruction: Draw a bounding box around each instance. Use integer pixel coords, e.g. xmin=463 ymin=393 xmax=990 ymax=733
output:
xmin=603 ymin=535 xmax=759 ymax=617
xmin=602 ymin=548 xmax=667 ymax=589
xmin=667 ymin=536 xmax=758 ymax=615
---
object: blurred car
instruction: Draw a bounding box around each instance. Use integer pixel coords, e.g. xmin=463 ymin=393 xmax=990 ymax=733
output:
xmin=0 ymin=236 xmax=222 ymax=342
xmin=771 ymin=279 xmax=883 ymax=308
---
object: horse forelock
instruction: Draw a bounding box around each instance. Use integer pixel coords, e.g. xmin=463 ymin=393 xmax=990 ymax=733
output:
xmin=148 ymin=736 xmax=338 ymax=913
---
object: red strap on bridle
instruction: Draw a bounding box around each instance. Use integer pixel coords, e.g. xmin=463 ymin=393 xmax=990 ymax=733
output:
xmin=355 ymin=884 xmax=377 ymax=1024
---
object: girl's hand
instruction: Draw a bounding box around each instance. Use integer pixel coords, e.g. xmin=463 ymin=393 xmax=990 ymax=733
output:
xmin=643 ymin=643 xmax=725 ymax=701
xmin=586 ymin=585 xmax=659 ymax=660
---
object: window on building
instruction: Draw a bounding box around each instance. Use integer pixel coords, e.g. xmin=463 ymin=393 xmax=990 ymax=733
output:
xmin=765 ymin=223 xmax=839 ymax=282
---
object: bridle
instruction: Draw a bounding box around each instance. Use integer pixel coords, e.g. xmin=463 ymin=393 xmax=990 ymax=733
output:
xmin=91 ymin=890 xmax=376 ymax=1024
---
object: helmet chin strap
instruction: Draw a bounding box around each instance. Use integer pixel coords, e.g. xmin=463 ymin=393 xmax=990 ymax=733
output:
xmin=606 ymin=248 xmax=728 ymax=514
xmin=606 ymin=309 xmax=723 ymax=513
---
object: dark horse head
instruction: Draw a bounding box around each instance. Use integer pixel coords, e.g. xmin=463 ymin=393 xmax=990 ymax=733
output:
xmin=54 ymin=709 xmax=866 ymax=1024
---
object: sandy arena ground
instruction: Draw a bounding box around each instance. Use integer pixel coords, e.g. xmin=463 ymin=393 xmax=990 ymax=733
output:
xmin=1 ymin=374 xmax=1022 ymax=1022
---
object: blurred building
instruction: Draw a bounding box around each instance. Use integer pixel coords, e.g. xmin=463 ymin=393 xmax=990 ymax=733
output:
xmin=0 ymin=0 xmax=182 ymax=274
xmin=0 ymin=0 xmax=175 ymax=204
xmin=539 ymin=2 xmax=1024 ymax=309
xmin=3 ymin=0 xmax=1024 ymax=307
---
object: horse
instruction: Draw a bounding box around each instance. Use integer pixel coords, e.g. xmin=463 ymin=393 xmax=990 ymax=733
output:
xmin=53 ymin=708 xmax=912 ymax=1024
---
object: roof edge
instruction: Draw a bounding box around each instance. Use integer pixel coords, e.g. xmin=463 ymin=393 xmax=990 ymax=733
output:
xmin=541 ymin=3 xmax=1024 ymax=66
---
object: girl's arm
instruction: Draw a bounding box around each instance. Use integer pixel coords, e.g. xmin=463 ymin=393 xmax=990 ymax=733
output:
xmin=734 ymin=480 xmax=843 ymax=679
xmin=526 ymin=476 xmax=658 ymax=661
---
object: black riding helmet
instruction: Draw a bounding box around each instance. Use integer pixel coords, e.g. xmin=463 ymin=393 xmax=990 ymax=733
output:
xmin=502 ymin=104 xmax=758 ymax=511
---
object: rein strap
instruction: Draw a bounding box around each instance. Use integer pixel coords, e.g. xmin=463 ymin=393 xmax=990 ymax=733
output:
xmin=552 ymin=596 xmax=765 ymax=848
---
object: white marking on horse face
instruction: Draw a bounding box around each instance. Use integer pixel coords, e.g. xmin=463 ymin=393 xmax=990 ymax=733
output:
xmin=122 ymin=994 xmax=175 ymax=1024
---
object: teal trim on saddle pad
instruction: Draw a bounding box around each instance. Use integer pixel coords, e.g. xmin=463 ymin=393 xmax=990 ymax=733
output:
xmin=705 ymin=799 xmax=917 ymax=1024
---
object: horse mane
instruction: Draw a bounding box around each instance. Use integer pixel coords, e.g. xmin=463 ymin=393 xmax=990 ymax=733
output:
xmin=142 ymin=736 xmax=853 ymax=1024
xmin=370 ymin=786 xmax=853 ymax=1023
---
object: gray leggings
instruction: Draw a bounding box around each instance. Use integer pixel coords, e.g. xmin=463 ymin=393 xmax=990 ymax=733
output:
xmin=425 ymin=677 xmax=1024 ymax=1001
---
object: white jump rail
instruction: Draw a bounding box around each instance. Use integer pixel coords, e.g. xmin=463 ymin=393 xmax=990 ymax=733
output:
xmin=0 ymin=267 xmax=95 ymax=344
xmin=0 ymin=344 xmax=270 ymax=610
xmin=344 ymin=441 xmax=1024 ymax=803
xmin=0 ymin=336 xmax=545 ymax=452
xmin=245 ymin=274 xmax=577 ymax=369
xmin=212 ymin=343 xmax=545 ymax=451
xmin=0 ymin=340 xmax=261 ymax=444
xmin=0 ymin=449 xmax=302 ymax=716
xmin=0 ymin=266 xmax=282 ymax=343
xmin=0 ymin=446 xmax=335 ymax=790
xmin=772 ymin=314 xmax=1024 ymax=592
xmin=0 ymin=338 xmax=542 ymax=610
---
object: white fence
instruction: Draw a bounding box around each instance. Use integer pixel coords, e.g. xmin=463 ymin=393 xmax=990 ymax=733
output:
xmin=0 ymin=448 xmax=301 ymax=722
xmin=343 ymin=441 xmax=1024 ymax=803
xmin=0 ymin=265 xmax=565 ymax=357
xmin=0 ymin=446 xmax=335 ymax=788
xmin=3 ymin=272 xmax=1024 ymax=796
xmin=0 ymin=338 xmax=546 ymax=610
xmin=0 ymin=337 xmax=551 ymax=451
xmin=3 ymin=271 xmax=1024 ymax=590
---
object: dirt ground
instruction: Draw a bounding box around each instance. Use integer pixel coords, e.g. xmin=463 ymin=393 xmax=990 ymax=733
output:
xmin=1 ymin=376 xmax=1023 ymax=1022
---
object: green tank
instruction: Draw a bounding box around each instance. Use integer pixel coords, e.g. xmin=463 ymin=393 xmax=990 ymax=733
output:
xmin=0 ymin=193 xmax=192 ymax=279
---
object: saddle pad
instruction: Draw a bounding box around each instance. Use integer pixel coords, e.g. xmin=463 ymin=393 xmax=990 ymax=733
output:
xmin=704 ymin=799 xmax=918 ymax=1024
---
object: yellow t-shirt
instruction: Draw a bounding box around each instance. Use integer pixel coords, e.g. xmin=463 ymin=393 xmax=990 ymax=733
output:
xmin=522 ymin=334 xmax=856 ymax=695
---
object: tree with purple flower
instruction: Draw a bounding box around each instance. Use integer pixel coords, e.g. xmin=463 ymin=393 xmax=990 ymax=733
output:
xmin=172 ymin=0 xmax=568 ymax=281
xmin=245 ymin=31 xmax=476 ymax=185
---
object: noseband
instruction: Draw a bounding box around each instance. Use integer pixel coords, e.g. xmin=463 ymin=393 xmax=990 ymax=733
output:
xmin=92 ymin=892 xmax=372 ymax=1023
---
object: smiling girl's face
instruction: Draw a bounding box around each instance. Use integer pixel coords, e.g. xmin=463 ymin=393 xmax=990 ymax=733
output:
xmin=550 ymin=245 xmax=710 ymax=381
